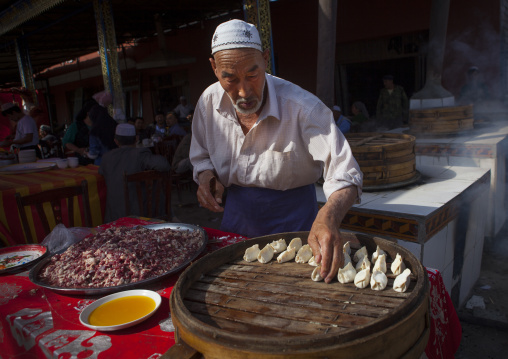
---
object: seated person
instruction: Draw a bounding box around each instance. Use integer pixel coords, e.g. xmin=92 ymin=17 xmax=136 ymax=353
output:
xmin=99 ymin=124 xmax=171 ymax=223
xmin=1 ymin=103 xmax=41 ymax=157
xmin=62 ymin=99 xmax=96 ymax=165
xmin=332 ymin=105 xmax=351 ymax=134
xmin=172 ymin=132 xmax=192 ymax=174
xmin=350 ymin=101 xmax=372 ymax=132
xmin=39 ymin=125 xmax=60 ymax=158
xmin=173 ymin=96 xmax=194 ymax=124
xmin=152 ymin=111 xmax=167 ymax=138
xmin=86 ymin=104 xmax=117 ymax=165
xmin=134 ymin=116 xmax=150 ymax=144
xmin=165 ymin=111 xmax=187 ymax=137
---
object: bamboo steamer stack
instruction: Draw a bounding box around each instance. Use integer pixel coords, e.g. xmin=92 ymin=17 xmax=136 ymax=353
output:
xmin=345 ymin=133 xmax=417 ymax=187
xmin=168 ymin=231 xmax=429 ymax=358
xmin=408 ymin=104 xmax=474 ymax=134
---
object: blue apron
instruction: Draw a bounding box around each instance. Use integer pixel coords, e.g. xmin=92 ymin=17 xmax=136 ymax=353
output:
xmin=220 ymin=184 xmax=318 ymax=238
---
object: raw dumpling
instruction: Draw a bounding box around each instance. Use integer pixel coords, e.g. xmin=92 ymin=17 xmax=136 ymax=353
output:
xmin=338 ymin=262 xmax=357 ymax=284
xmin=354 ymin=267 xmax=371 ymax=289
xmin=243 ymin=244 xmax=260 ymax=262
xmin=343 ymin=241 xmax=351 ymax=255
xmin=370 ymin=270 xmax=388 ymax=291
xmin=343 ymin=252 xmax=352 ymax=266
xmin=295 ymin=244 xmax=313 ymax=263
xmin=308 ymin=256 xmax=318 ymax=266
xmin=393 ymin=268 xmax=412 ymax=292
xmin=277 ymin=247 xmax=296 ymax=263
xmin=355 ymin=255 xmax=371 ymax=271
xmin=371 ymin=245 xmax=386 ymax=264
xmin=391 ymin=253 xmax=406 ymax=275
xmin=258 ymin=243 xmax=275 ymax=263
xmin=353 ymin=246 xmax=368 ymax=263
xmin=311 ymin=265 xmax=324 ymax=282
xmin=288 ymin=237 xmax=303 ymax=252
xmin=373 ymin=254 xmax=387 ymax=273
xmin=270 ymin=239 xmax=287 ymax=254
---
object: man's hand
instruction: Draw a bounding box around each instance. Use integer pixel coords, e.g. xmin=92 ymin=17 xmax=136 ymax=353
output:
xmin=307 ymin=186 xmax=357 ymax=283
xmin=197 ymin=170 xmax=224 ymax=212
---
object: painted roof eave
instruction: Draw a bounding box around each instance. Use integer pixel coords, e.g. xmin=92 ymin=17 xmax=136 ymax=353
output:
xmin=0 ymin=0 xmax=67 ymax=36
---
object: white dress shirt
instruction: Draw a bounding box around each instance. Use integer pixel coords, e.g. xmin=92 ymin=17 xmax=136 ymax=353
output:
xmin=15 ymin=114 xmax=39 ymax=147
xmin=190 ymin=74 xmax=363 ymax=201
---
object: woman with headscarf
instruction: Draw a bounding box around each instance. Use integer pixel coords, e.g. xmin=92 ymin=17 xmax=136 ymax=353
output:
xmin=351 ymin=101 xmax=370 ymax=132
xmin=86 ymin=104 xmax=118 ymax=165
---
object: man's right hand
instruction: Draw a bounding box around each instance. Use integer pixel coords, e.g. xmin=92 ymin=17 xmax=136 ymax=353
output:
xmin=197 ymin=170 xmax=224 ymax=212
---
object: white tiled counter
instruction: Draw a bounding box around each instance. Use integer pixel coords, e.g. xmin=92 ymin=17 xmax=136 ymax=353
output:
xmin=317 ymin=165 xmax=491 ymax=307
xmin=389 ymin=122 xmax=508 ymax=239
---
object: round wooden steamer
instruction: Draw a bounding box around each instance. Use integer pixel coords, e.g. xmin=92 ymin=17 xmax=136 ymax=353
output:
xmin=409 ymin=104 xmax=474 ymax=134
xmin=169 ymin=231 xmax=430 ymax=359
xmin=345 ymin=133 xmax=417 ymax=186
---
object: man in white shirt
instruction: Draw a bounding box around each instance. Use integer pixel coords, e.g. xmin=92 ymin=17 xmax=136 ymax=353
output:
xmin=1 ymin=103 xmax=40 ymax=156
xmin=190 ymin=19 xmax=363 ymax=283
xmin=173 ymin=96 xmax=194 ymax=122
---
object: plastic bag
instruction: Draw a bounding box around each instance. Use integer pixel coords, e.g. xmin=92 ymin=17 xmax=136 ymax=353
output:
xmin=41 ymin=224 xmax=94 ymax=253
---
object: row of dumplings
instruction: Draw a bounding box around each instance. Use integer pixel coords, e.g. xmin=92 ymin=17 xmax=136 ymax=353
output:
xmin=243 ymin=237 xmax=314 ymax=264
xmin=243 ymin=238 xmax=412 ymax=293
xmin=336 ymin=243 xmax=412 ymax=293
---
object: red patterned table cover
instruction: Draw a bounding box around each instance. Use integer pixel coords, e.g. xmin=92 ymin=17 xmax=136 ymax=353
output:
xmin=0 ymin=218 xmax=461 ymax=358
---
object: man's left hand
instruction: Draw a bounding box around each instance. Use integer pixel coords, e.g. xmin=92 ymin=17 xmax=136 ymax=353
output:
xmin=307 ymin=186 xmax=357 ymax=283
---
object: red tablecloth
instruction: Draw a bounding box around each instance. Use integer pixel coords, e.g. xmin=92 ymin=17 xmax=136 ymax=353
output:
xmin=0 ymin=218 xmax=461 ymax=358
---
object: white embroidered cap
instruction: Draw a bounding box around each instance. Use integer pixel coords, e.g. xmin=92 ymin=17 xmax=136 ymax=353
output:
xmin=211 ymin=19 xmax=262 ymax=54
xmin=115 ymin=123 xmax=136 ymax=136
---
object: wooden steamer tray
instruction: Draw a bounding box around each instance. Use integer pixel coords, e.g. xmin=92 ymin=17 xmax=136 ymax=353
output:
xmin=168 ymin=231 xmax=430 ymax=359
xmin=345 ymin=133 xmax=417 ymax=188
xmin=408 ymin=104 xmax=474 ymax=135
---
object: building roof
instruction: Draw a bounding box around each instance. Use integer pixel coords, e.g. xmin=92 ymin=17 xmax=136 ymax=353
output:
xmin=0 ymin=0 xmax=243 ymax=87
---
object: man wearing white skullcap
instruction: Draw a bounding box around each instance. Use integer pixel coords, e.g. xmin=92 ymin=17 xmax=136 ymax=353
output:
xmin=99 ymin=123 xmax=170 ymax=223
xmin=190 ymin=19 xmax=363 ymax=283
xmin=1 ymin=103 xmax=40 ymax=156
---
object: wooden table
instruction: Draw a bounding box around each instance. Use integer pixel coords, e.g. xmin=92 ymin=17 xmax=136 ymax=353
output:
xmin=0 ymin=218 xmax=461 ymax=359
xmin=0 ymin=164 xmax=106 ymax=246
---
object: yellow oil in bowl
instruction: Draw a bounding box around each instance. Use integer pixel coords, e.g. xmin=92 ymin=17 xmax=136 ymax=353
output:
xmin=88 ymin=295 xmax=156 ymax=326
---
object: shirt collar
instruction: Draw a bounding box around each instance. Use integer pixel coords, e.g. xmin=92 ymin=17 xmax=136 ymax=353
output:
xmin=215 ymin=74 xmax=281 ymax=123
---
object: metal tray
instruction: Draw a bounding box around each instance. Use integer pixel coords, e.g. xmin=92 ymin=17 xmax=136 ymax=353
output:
xmin=29 ymin=223 xmax=208 ymax=296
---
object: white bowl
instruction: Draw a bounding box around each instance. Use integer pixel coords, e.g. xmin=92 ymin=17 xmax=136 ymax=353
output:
xmin=68 ymin=157 xmax=79 ymax=168
xmin=56 ymin=159 xmax=68 ymax=169
xmin=79 ymin=289 xmax=161 ymax=331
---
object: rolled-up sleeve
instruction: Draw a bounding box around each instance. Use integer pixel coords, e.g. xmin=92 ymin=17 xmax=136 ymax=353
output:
xmin=189 ymin=101 xmax=216 ymax=184
xmin=305 ymin=102 xmax=363 ymax=202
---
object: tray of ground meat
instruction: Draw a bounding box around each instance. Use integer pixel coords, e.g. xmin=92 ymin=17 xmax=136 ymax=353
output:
xmin=29 ymin=223 xmax=207 ymax=295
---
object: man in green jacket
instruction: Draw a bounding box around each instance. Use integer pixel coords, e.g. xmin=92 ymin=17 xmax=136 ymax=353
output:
xmin=376 ymin=75 xmax=409 ymax=129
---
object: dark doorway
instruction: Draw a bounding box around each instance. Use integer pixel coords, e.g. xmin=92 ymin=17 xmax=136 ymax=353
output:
xmin=343 ymin=57 xmax=417 ymax=118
